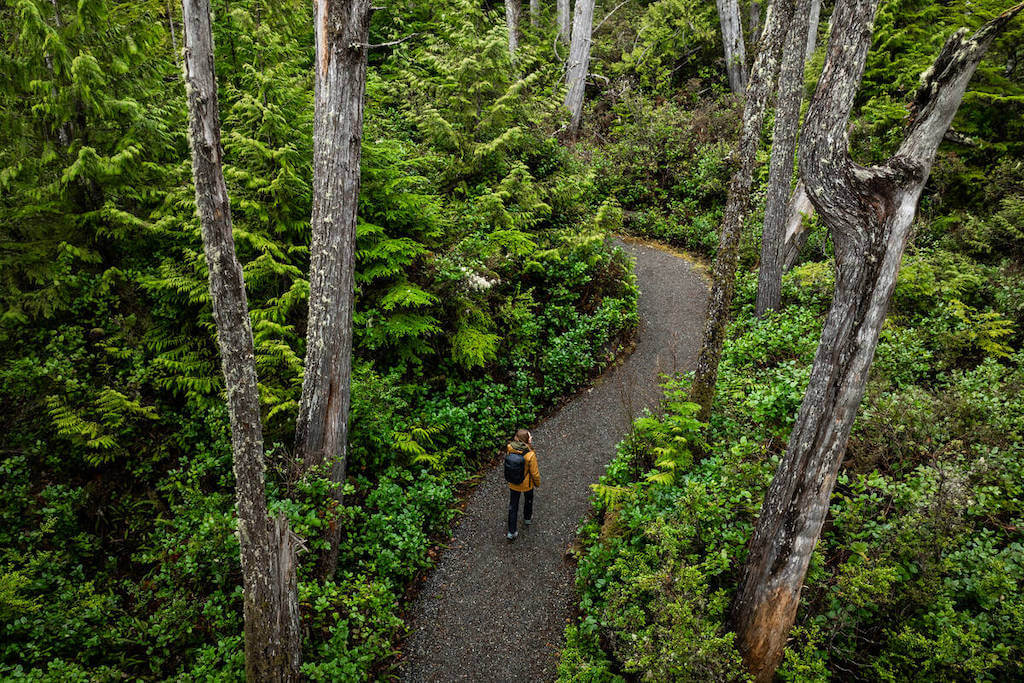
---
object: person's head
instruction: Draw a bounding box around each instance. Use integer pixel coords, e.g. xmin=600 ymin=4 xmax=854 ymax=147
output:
xmin=515 ymin=428 xmax=531 ymax=445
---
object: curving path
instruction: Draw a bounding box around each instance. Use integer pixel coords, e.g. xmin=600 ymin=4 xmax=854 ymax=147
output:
xmin=398 ymin=239 xmax=708 ymax=681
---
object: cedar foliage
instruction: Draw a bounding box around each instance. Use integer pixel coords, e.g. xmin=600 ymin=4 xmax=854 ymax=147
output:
xmin=0 ymin=0 xmax=637 ymax=677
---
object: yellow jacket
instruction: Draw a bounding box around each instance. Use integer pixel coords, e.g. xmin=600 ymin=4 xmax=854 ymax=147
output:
xmin=507 ymin=445 xmax=540 ymax=492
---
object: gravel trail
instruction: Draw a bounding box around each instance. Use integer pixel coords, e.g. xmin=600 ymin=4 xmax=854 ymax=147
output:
xmin=398 ymin=239 xmax=708 ymax=681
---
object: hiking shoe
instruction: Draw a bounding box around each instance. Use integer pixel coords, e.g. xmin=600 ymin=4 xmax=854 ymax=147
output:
xmin=506 ymin=531 xmax=518 ymax=541
xmin=524 ymin=518 xmax=533 ymax=526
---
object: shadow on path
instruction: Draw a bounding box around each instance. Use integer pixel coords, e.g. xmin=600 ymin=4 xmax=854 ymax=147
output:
xmin=399 ymin=239 xmax=708 ymax=681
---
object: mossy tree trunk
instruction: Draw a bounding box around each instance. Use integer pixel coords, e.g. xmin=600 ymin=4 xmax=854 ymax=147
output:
xmin=733 ymin=2 xmax=1024 ymax=680
xmin=295 ymin=0 xmax=371 ymax=580
xmin=181 ymin=0 xmax=301 ymax=678
xmin=755 ymin=0 xmax=812 ymax=316
xmin=689 ymin=0 xmax=796 ymax=423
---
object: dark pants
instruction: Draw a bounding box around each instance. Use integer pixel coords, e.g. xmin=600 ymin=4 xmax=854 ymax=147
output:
xmin=508 ymin=488 xmax=534 ymax=534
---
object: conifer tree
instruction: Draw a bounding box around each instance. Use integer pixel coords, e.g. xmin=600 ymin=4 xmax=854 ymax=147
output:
xmin=689 ymin=0 xmax=796 ymax=423
xmin=295 ymin=0 xmax=372 ymax=579
xmin=180 ymin=0 xmax=301 ymax=677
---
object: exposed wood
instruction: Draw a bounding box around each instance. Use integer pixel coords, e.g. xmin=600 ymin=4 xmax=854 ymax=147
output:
xmin=688 ymin=0 xmax=796 ymax=423
xmin=733 ymin=2 xmax=1024 ymax=680
xmin=506 ymin=0 xmax=521 ymax=54
xmin=564 ymin=0 xmax=595 ymax=137
xmin=781 ymin=181 xmax=814 ymax=269
xmin=557 ymin=0 xmax=570 ymax=43
xmin=296 ymin=0 xmax=372 ymax=579
xmin=717 ymin=0 xmax=749 ymax=94
xmin=755 ymin=0 xmax=812 ymax=316
xmin=180 ymin=0 xmax=301 ymax=678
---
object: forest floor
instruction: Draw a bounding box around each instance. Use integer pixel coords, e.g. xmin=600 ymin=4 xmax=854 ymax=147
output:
xmin=397 ymin=238 xmax=708 ymax=681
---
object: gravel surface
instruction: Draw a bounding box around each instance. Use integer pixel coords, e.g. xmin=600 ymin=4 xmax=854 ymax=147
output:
xmin=398 ymin=239 xmax=707 ymax=682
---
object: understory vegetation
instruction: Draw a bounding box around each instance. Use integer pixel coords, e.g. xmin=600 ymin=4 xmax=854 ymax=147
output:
xmin=0 ymin=1 xmax=637 ymax=678
xmin=559 ymin=0 xmax=1024 ymax=679
xmin=3 ymin=0 xmax=1022 ymax=678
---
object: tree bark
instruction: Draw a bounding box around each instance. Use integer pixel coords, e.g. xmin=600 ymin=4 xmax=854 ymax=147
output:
xmin=564 ymin=0 xmax=595 ymax=138
xmin=295 ymin=0 xmax=371 ymax=580
xmin=557 ymin=0 xmax=570 ymax=43
xmin=733 ymin=2 xmax=1024 ymax=680
xmin=780 ymin=181 xmax=814 ymax=269
xmin=688 ymin=0 xmax=796 ymax=424
xmin=805 ymin=0 xmax=821 ymax=61
xmin=749 ymin=1 xmax=762 ymax=47
xmin=531 ymin=0 xmax=539 ymax=26
xmin=181 ymin=0 xmax=301 ymax=678
xmin=167 ymin=0 xmax=178 ymax=59
xmin=716 ymin=0 xmax=748 ymax=94
xmin=506 ymin=0 xmax=521 ymax=54
xmin=755 ymin=0 xmax=812 ymax=316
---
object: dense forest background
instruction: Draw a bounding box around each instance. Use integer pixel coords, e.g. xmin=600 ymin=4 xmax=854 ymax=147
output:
xmin=1 ymin=0 xmax=1022 ymax=679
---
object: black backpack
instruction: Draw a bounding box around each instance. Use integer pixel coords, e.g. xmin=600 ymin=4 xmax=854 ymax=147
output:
xmin=503 ymin=449 xmax=527 ymax=485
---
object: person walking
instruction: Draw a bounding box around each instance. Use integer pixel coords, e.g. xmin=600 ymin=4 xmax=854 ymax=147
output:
xmin=504 ymin=428 xmax=540 ymax=541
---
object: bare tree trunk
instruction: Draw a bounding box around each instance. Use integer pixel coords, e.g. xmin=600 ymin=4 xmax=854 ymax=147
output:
xmin=564 ymin=0 xmax=595 ymax=138
xmin=181 ymin=0 xmax=301 ymax=678
xmin=755 ymin=0 xmax=812 ymax=316
xmin=749 ymin=1 xmax=762 ymax=46
xmin=780 ymin=181 xmax=814 ymax=269
xmin=805 ymin=0 xmax=821 ymax=61
xmin=688 ymin=0 xmax=796 ymax=423
xmin=557 ymin=0 xmax=570 ymax=43
xmin=295 ymin=0 xmax=372 ymax=580
xmin=716 ymin=0 xmax=748 ymax=94
xmin=167 ymin=0 xmax=178 ymax=58
xmin=733 ymin=2 xmax=1024 ymax=680
xmin=531 ymin=0 xmax=539 ymax=26
xmin=506 ymin=0 xmax=521 ymax=54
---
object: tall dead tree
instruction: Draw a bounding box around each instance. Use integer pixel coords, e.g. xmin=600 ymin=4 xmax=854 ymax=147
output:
xmin=717 ymin=0 xmax=749 ymax=93
xmin=805 ymin=0 xmax=821 ymax=60
xmin=688 ymin=0 xmax=796 ymax=423
xmin=564 ymin=0 xmax=595 ymax=137
xmin=749 ymin=1 xmax=762 ymax=45
xmin=295 ymin=0 xmax=372 ymax=579
xmin=754 ymin=0 xmax=812 ymax=316
xmin=506 ymin=0 xmax=521 ymax=54
xmin=733 ymin=2 xmax=1024 ymax=680
xmin=181 ymin=0 xmax=301 ymax=678
xmin=557 ymin=0 xmax=570 ymax=43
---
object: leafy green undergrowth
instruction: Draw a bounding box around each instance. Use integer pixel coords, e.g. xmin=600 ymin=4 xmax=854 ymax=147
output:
xmin=559 ymin=260 xmax=1024 ymax=681
xmin=0 ymin=0 xmax=639 ymax=679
